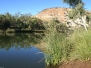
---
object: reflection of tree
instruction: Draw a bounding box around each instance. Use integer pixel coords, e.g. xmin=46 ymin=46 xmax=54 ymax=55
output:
xmin=0 ymin=33 xmax=44 ymax=50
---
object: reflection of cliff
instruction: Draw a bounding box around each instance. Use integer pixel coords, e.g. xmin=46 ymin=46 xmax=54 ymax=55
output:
xmin=0 ymin=33 xmax=44 ymax=50
xmin=35 ymin=7 xmax=71 ymax=22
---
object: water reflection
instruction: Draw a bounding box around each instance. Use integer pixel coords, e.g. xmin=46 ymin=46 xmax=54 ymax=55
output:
xmin=0 ymin=33 xmax=45 ymax=68
xmin=0 ymin=33 xmax=44 ymax=50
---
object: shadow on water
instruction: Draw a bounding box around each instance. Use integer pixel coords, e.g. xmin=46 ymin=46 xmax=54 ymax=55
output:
xmin=0 ymin=33 xmax=46 ymax=68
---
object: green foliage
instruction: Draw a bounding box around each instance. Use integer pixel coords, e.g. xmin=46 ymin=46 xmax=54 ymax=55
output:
xmin=44 ymin=20 xmax=73 ymax=66
xmin=0 ymin=12 xmax=45 ymax=31
xmin=63 ymin=0 xmax=83 ymax=8
xmin=0 ymin=13 xmax=11 ymax=30
xmin=44 ymin=19 xmax=91 ymax=66
xmin=30 ymin=17 xmax=45 ymax=30
xmin=68 ymin=3 xmax=85 ymax=19
xmin=44 ymin=19 xmax=68 ymax=34
xmin=86 ymin=14 xmax=91 ymax=22
xmin=70 ymin=28 xmax=91 ymax=60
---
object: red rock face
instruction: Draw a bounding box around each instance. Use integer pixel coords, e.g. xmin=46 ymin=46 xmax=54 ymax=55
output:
xmin=35 ymin=7 xmax=71 ymax=23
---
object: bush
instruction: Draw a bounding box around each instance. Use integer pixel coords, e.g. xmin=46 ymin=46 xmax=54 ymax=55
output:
xmin=70 ymin=28 xmax=91 ymax=60
xmin=44 ymin=19 xmax=73 ymax=66
xmin=44 ymin=19 xmax=91 ymax=66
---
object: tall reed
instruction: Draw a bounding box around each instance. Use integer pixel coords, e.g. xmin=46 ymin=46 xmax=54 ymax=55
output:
xmin=70 ymin=28 xmax=91 ymax=61
xmin=44 ymin=20 xmax=73 ymax=66
xmin=44 ymin=19 xmax=91 ymax=66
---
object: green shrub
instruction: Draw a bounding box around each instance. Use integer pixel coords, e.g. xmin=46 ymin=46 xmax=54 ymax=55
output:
xmin=70 ymin=28 xmax=91 ymax=60
xmin=86 ymin=14 xmax=91 ymax=22
xmin=44 ymin=19 xmax=91 ymax=66
xmin=44 ymin=19 xmax=73 ymax=66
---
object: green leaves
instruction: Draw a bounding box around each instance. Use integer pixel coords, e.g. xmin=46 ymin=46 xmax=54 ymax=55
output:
xmin=68 ymin=3 xmax=85 ymax=19
xmin=63 ymin=0 xmax=84 ymax=8
xmin=0 ymin=12 xmax=46 ymax=30
xmin=44 ymin=20 xmax=72 ymax=66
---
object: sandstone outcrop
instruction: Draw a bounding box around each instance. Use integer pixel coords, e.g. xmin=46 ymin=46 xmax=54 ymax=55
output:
xmin=35 ymin=7 xmax=71 ymax=23
xmin=35 ymin=7 xmax=91 ymax=30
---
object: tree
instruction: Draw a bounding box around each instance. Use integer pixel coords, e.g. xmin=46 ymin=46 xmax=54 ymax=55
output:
xmin=30 ymin=17 xmax=45 ymax=30
xmin=63 ymin=0 xmax=89 ymax=31
xmin=63 ymin=0 xmax=85 ymax=18
xmin=0 ymin=14 xmax=11 ymax=30
xmin=68 ymin=3 xmax=85 ymax=19
xmin=63 ymin=0 xmax=84 ymax=8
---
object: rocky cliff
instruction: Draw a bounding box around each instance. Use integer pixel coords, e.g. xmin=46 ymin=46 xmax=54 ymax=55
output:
xmin=35 ymin=7 xmax=91 ymax=30
xmin=35 ymin=7 xmax=71 ymax=23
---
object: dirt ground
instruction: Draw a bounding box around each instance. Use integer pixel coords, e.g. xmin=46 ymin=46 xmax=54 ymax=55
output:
xmin=59 ymin=60 xmax=91 ymax=68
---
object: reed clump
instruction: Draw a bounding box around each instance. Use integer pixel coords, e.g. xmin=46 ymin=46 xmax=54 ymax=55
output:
xmin=44 ymin=19 xmax=91 ymax=66
xmin=70 ymin=28 xmax=91 ymax=61
xmin=44 ymin=19 xmax=73 ymax=66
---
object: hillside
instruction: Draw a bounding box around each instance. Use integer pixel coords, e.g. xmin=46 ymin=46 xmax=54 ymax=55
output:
xmin=35 ymin=7 xmax=71 ymax=23
xmin=35 ymin=7 xmax=91 ymax=23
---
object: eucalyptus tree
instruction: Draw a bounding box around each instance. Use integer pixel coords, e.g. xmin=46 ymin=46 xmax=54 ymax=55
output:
xmin=5 ymin=13 xmax=17 ymax=27
xmin=18 ymin=13 xmax=32 ymax=29
xmin=0 ymin=14 xmax=10 ymax=30
xmin=30 ymin=17 xmax=45 ymax=30
xmin=63 ymin=0 xmax=89 ymax=31
xmin=63 ymin=0 xmax=83 ymax=8
xmin=62 ymin=0 xmax=85 ymax=18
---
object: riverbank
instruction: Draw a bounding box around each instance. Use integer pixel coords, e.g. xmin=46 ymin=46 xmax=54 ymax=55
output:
xmin=0 ymin=29 xmax=45 ymax=33
xmin=59 ymin=60 xmax=91 ymax=68
xmin=36 ymin=41 xmax=91 ymax=68
xmin=41 ymin=24 xmax=91 ymax=68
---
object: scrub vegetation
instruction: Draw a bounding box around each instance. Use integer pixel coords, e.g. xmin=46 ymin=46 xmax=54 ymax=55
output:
xmin=44 ymin=20 xmax=91 ymax=67
xmin=0 ymin=12 xmax=45 ymax=32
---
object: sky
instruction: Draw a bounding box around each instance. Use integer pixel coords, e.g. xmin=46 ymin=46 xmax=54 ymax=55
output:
xmin=0 ymin=0 xmax=90 ymax=15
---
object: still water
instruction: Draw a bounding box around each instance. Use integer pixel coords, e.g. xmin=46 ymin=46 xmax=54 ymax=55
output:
xmin=0 ymin=33 xmax=45 ymax=68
